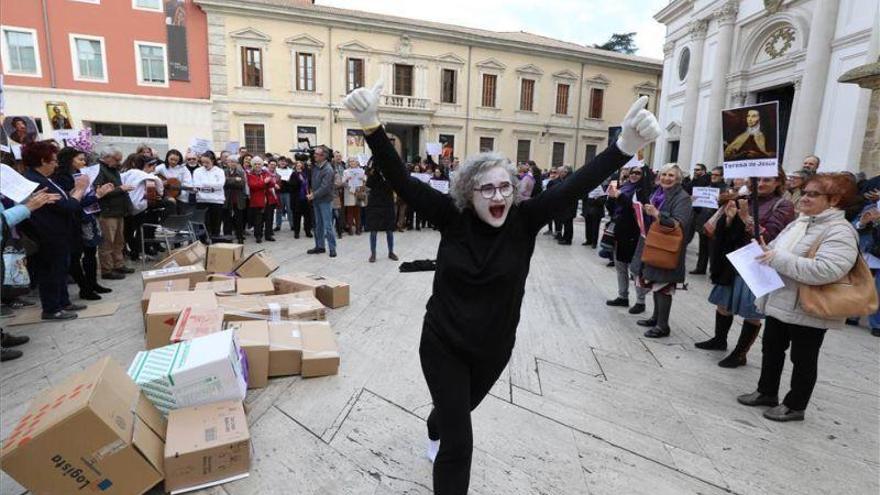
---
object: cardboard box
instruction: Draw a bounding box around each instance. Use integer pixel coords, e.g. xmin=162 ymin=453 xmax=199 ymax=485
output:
xmin=273 ymin=273 xmax=351 ymax=308
xmin=236 ymin=277 xmax=275 ymax=296
xmin=226 ymin=321 xmax=270 ymax=388
xmin=234 ymin=250 xmax=279 ymax=278
xmin=266 ymin=322 xmax=304 ymax=377
xmin=206 ymin=243 xmax=244 ymax=273
xmin=170 ymin=307 xmax=226 ymax=343
xmin=142 ymin=278 xmax=190 ymax=313
xmin=128 ymin=330 xmax=248 ymax=415
xmin=194 ymin=279 xmax=237 ymax=296
xmin=219 ymin=292 xmax=326 ymax=322
xmin=0 ymin=357 xmax=166 ymax=495
xmin=142 ymin=264 xmax=207 ymax=289
xmin=301 ymin=322 xmax=340 ymax=378
xmin=145 ymin=290 xmax=217 ymax=350
xmin=164 ymin=400 xmax=250 ymax=494
xmin=154 ymin=241 xmax=207 ymax=269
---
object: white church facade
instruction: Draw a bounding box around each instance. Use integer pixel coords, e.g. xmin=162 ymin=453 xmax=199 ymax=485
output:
xmin=653 ymin=0 xmax=879 ymax=173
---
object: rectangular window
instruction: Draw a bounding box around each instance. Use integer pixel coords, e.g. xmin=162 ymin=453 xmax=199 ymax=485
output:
xmin=556 ymin=84 xmax=570 ymax=115
xmin=1 ymin=27 xmax=40 ymax=76
xmin=394 ymin=64 xmax=413 ymax=96
xmin=89 ymin=121 xmax=167 ymax=138
xmin=584 ymin=144 xmax=597 ymax=165
xmin=70 ymin=34 xmax=107 ymax=82
xmin=243 ymin=123 xmax=266 ymax=155
xmin=589 ymin=88 xmax=604 ymax=119
xmin=296 ymin=52 xmax=315 ymax=92
xmin=481 ymin=74 xmax=497 ymax=107
xmin=346 ymin=57 xmax=364 ymax=93
xmin=441 ymin=69 xmax=456 ymax=103
xmin=552 ymin=142 xmax=565 ymax=167
xmin=241 ymin=46 xmax=262 ymax=87
xmin=519 ymin=79 xmax=535 ymax=111
xmin=135 ymin=42 xmax=166 ymax=85
xmin=479 ymin=137 xmax=494 ymax=152
xmin=516 ymin=140 xmax=531 ymax=163
xmin=132 ymin=0 xmax=162 ymax=11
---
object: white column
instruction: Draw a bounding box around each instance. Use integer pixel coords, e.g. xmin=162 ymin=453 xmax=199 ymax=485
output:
xmin=784 ymin=0 xmax=841 ymax=170
xmin=655 ymin=40 xmax=676 ymax=169
xmin=677 ymin=19 xmax=708 ymax=170
xmin=702 ymin=1 xmax=738 ymax=167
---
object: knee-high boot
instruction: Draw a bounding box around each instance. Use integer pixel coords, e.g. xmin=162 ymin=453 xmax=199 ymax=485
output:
xmin=718 ymin=320 xmax=761 ymax=368
xmin=695 ymin=312 xmax=734 ymax=350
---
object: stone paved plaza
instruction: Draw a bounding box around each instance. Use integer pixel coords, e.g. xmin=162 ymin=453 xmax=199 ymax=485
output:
xmin=1 ymin=222 xmax=878 ymax=495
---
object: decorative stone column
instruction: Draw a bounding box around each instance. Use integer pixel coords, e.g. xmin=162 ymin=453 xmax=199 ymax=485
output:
xmin=784 ymin=0 xmax=841 ymax=169
xmin=838 ymin=66 xmax=880 ymax=177
xmin=655 ymin=40 xmax=676 ymax=168
xmin=702 ymin=1 xmax=738 ymax=166
xmin=677 ymin=19 xmax=708 ymax=170
xmin=206 ymin=11 xmax=230 ymax=146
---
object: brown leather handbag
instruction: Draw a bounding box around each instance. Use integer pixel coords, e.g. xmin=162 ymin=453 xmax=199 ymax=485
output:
xmin=799 ymin=232 xmax=879 ymax=319
xmin=641 ymin=222 xmax=684 ymax=270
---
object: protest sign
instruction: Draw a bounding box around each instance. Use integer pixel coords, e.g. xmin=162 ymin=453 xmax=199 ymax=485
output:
xmin=426 ymin=142 xmax=442 ymax=157
xmin=226 ymin=141 xmax=240 ymax=153
xmin=412 ymin=173 xmax=431 ymax=183
xmin=692 ymin=187 xmax=720 ymax=209
xmin=189 ymin=137 xmax=212 ymax=155
xmin=429 ymin=179 xmax=449 ymax=194
xmin=721 ymin=101 xmax=779 ymax=179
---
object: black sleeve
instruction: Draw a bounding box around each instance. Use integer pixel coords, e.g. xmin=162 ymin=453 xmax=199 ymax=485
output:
xmin=520 ymin=143 xmax=631 ymax=232
xmin=365 ymin=127 xmax=456 ymax=227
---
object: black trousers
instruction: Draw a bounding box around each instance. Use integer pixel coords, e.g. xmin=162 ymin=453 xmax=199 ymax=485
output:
xmin=559 ymin=217 xmax=574 ymax=242
xmin=248 ymin=205 xmax=275 ymax=241
xmin=694 ymin=233 xmax=710 ymax=272
xmin=292 ymin=199 xmax=312 ymax=235
xmin=419 ymin=325 xmax=511 ymax=494
xmin=223 ymin=207 xmax=246 ymax=242
xmin=757 ymin=316 xmax=827 ymax=410
xmin=197 ymin=203 xmax=223 ymax=237
xmin=584 ymin=210 xmax=603 ymax=246
xmin=124 ymin=211 xmax=146 ymax=259
xmin=68 ymin=240 xmax=89 ymax=293
xmin=36 ymin=246 xmax=71 ymax=314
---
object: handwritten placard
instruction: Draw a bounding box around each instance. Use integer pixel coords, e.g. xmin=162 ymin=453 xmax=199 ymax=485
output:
xmin=692 ymin=187 xmax=720 ymax=209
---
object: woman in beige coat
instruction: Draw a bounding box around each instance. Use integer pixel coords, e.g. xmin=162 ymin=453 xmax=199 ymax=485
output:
xmin=738 ymin=173 xmax=860 ymax=422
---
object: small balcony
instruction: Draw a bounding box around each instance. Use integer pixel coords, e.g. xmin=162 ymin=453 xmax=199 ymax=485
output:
xmin=381 ymin=94 xmax=433 ymax=112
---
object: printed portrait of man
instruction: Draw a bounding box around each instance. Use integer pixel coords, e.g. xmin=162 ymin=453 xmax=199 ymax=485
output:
xmin=46 ymin=102 xmax=73 ymax=130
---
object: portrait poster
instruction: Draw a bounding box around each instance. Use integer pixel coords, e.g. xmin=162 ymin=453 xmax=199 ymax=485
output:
xmin=297 ymin=126 xmax=317 ymax=150
xmin=2 ymin=116 xmax=40 ymax=145
xmin=45 ymin=101 xmax=73 ymax=130
xmin=721 ymin=101 xmax=779 ymax=178
xmin=164 ymin=0 xmax=190 ymax=81
xmin=346 ymin=129 xmax=365 ymax=159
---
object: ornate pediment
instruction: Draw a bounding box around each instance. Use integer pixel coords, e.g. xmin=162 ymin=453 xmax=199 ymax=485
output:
xmin=634 ymin=80 xmax=658 ymax=93
xmin=436 ymin=52 xmax=466 ymax=65
xmin=587 ymin=73 xmax=611 ymax=86
xmin=516 ymin=63 xmax=545 ymax=76
xmin=475 ymin=58 xmax=507 ymax=71
xmin=230 ymin=28 xmax=271 ymax=43
xmin=337 ymin=40 xmax=372 ymax=53
xmin=553 ymin=69 xmax=578 ymax=80
xmin=665 ymin=121 xmax=681 ymax=139
xmin=285 ymin=34 xmax=325 ymax=49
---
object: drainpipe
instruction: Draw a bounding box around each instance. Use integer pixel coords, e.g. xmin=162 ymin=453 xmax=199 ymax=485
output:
xmin=573 ymin=61 xmax=585 ymax=168
xmin=464 ymin=45 xmax=472 ymax=155
xmin=41 ymin=0 xmax=57 ymax=87
xmin=327 ymin=26 xmax=334 ymax=150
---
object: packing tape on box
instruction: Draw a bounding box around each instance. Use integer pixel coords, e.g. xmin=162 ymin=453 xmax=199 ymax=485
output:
xmin=268 ymin=303 xmax=281 ymax=322
xmin=306 ymin=351 xmax=339 ymax=358
xmin=291 ymin=329 xmax=301 ymax=338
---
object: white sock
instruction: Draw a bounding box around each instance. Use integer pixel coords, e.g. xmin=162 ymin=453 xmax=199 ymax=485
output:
xmin=426 ymin=438 xmax=440 ymax=463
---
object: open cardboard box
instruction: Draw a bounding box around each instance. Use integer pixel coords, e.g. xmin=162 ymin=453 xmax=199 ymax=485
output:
xmin=205 ymin=243 xmax=244 ymax=273
xmin=153 ymin=241 xmax=207 ymax=269
xmin=142 ymin=264 xmax=207 ymax=289
xmin=144 ymin=290 xmax=217 ymax=350
xmin=272 ymin=273 xmax=350 ymax=308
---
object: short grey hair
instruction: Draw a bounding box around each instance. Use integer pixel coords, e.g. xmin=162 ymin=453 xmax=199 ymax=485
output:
xmin=100 ymin=145 xmax=122 ymax=160
xmin=448 ymin=152 xmax=519 ymax=211
xmin=251 ymin=156 xmax=264 ymax=166
xmin=658 ymin=163 xmax=683 ymax=184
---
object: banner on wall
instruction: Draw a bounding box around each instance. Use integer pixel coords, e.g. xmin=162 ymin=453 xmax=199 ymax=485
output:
xmin=165 ymin=0 xmax=190 ymax=81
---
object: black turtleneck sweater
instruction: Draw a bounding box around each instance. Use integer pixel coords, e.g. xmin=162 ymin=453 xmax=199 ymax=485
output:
xmin=365 ymin=127 xmax=631 ymax=358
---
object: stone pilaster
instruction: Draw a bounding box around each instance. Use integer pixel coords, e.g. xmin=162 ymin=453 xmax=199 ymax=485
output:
xmin=676 ymin=18 xmax=708 ymax=169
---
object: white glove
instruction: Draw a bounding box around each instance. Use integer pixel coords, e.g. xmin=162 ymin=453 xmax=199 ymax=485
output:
xmin=616 ymin=96 xmax=661 ymax=156
xmin=343 ymin=81 xmax=383 ymax=129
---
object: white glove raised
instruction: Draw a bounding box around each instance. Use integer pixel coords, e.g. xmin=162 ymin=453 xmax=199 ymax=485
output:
xmin=343 ymin=81 xmax=383 ymax=129
xmin=616 ymin=96 xmax=661 ymax=156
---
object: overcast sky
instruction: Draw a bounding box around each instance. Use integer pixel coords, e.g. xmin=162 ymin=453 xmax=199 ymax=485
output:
xmin=317 ymin=0 xmax=669 ymax=59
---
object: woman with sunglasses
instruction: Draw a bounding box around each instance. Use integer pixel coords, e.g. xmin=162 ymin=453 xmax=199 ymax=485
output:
xmin=605 ymin=165 xmax=651 ymax=314
xmin=344 ymin=84 xmax=660 ymax=494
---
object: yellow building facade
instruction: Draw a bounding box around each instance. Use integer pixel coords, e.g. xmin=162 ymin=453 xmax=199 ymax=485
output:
xmin=197 ymin=0 xmax=662 ymax=168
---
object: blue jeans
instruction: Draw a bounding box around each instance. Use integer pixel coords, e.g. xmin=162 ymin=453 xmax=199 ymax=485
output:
xmin=313 ymin=200 xmax=336 ymax=251
xmin=370 ymin=231 xmax=394 ymax=255
xmin=275 ymin=193 xmax=292 ymax=229
xmin=870 ymin=270 xmax=880 ymax=329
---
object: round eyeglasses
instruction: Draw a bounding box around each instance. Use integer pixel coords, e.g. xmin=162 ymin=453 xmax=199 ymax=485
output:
xmin=474 ymin=182 xmax=513 ymax=199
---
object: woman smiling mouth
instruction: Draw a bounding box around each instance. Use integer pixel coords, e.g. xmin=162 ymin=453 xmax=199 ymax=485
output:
xmin=489 ymin=204 xmax=506 ymax=218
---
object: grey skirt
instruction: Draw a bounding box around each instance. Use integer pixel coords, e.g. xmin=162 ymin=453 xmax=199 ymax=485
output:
xmin=708 ymin=274 xmax=764 ymax=320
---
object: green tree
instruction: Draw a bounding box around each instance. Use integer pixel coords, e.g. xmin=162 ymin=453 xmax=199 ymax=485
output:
xmin=593 ymin=32 xmax=638 ymax=54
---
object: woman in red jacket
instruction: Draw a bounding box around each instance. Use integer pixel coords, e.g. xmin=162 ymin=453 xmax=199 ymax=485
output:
xmin=246 ymin=156 xmax=278 ymax=243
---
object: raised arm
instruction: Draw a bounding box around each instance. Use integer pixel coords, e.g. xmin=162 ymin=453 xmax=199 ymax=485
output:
xmin=346 ymin=82 xmax=456 ymax=226
xmin=520 ymin=97 xmax=660 ymax=232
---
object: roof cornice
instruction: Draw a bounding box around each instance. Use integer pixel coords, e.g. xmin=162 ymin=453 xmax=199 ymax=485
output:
xmin=654 ymin=0 xmax=694 ymax=24
xmin=196 ymin=0 xmax=662 ymax=73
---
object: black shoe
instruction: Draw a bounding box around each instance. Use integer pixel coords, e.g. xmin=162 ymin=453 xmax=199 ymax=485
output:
xmin=628 ymin=303 xmax=645 ymax=314
xmin=689 ymin=269 xmax=706 ymax=275
xmin=558 ymin=240 xmax=572 ymax=245
xmin=737 ymin=391 xmax=779 ymax=407
xmin=582 ymin=241 xmax=590 ymax=246
xmin=1 ymin=348 xmax=23 ymax=362
xmin=294 ymin=233 xmax=300 ymax=239
xmin=329 ymin=251 xmax=337 ymax=258
xmin=606 ymin=297 xmax=629 ymax=307
xmin=80 ymin=292 xmax=102 ymax=301
xmin=637 ymin=317 xmax=657 ymax=327
xmin=42 ymin=310 xmax=78 ymax=321
xmin=718 ymin=353 xmax=747 ymax=368
xmin=644 ymin=326 xmax=670 ymax=338
xmin=763 ymin=404 xmax=805 ymax=422
xmin=845 ymin=317 xmax=860 ymax=326
xmin=256 ymin=238 xmax=263 ymax=244
xmin=114 ymin=267 xmax=135 ymax=274
xmin=266 ymin=237 xmax=276 ymax=242
xmin=306 ymin=232 xmax=313 ymax=238
xmin=872 ymin=328 xmax=880 ymax=337
xmin=606 ymin=261 xmax=615 ymax=267
xmin=93 ymin=284 xmax=112 ymax=294
xmin=1 ymin=334 xmax=29 ymax=347
xmin=389 ymin=253 xmax=399 ymax=261
xmin=695 ymin=337 xmax=727 ymax=350
xmin=274 ymin=226 xmax=281 ymax=232
xmin=102 ymin=272 xmax=125 ymax=280
xmin=307 ymin=247 xmax=326 ymax=254
xmin=64 ymin=303 xmax=87 ymax=311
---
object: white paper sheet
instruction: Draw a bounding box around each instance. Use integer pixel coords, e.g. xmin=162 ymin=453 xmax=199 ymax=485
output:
xmin=412 ymin=173 xmax=431 ymax=183
xmin=726 ymin=240 xmax=785 ymax=298
xmin=277 ymin=168 xmax=293 ymax=181
xmin=692 ymin=187 xmax=720 ymax=209
xmin=225 ymin=141 xmax=240 ymax=153
xmin=0 ymin=163 xmax=39 ymax=203
xmin=587 ymin=185 xmax=606 ymax=199
xmin=426 ymin=142 xmax=442 ymax=156
xmin=429 ymin=179 xmax=449 ymax=194
xmin=189 ymin=137 xmax=212 ymax=155
xmin=81 ymin=163 xmax=100 ymax=187
xmin=54 ymin=129 xmax=80 ymax=141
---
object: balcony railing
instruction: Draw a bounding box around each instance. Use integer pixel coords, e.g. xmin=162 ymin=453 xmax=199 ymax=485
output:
xmin=381 ymin=94 xmax=431 ymax=110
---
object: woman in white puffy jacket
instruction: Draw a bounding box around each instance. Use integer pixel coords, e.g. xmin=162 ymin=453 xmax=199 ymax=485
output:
xmin=192 ymin=152 xmax=226 ymax=237
xmin=738 ymin=173 xmax=861 ymax=422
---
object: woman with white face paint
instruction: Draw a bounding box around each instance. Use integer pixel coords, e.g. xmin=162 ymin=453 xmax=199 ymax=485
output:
xmin=344 ymin=83 xmax=660 ymax=494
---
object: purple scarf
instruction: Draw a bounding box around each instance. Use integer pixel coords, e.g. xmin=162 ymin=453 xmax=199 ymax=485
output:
xmin=650 ymin=187 xmax=666 ymax=210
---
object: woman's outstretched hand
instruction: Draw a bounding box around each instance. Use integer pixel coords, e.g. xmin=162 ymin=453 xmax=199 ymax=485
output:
xmin=344 ymin=81 xmax=383 ymax=129
xmin=616 ymin=96 xmax=661 ymax=156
